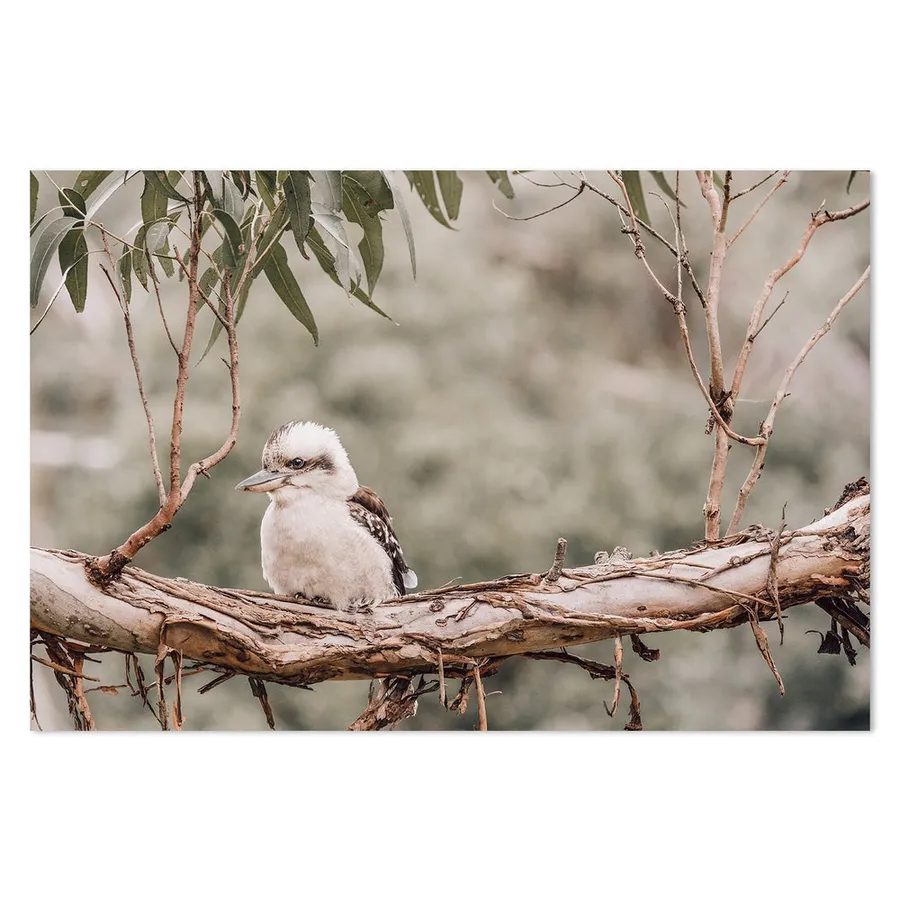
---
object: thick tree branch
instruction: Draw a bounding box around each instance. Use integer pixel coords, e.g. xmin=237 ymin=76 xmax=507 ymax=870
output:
xmin=30 ymin=488 xmax=869 ymax=688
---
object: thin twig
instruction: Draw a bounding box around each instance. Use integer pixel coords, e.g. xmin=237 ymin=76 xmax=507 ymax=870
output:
xmin=579 ymin=176 xmax=706 ymax=304
xmin=728 ymin=267 xmax=870 ymax=534
xmin=729 ymin=170 xmax=778 ymax=201
xmin=145 ymin=251 xmax=180 ymax=355
xmin=730 ymin=198 xmax=870 ymax=407
xmin=727 ymin=171 xmax=790 ymax=247
xmin=493 ymin=182 xmax=584 ymax=220
xmin=99 ymin=241 xmax=167 ymax=507
xmin=30 ymin=655 xmax=100 ymax=681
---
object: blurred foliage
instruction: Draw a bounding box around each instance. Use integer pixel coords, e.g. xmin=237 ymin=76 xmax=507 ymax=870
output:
xmin=30 ymin=170 xmax=870 ymax=731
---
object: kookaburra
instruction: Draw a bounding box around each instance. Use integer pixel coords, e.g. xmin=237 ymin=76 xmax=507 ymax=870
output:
xmin=235 ymin=421 xmax=417 ymax=611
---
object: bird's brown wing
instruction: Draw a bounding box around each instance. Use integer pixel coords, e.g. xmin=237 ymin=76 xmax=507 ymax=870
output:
xmin=348 ymin=485 xmax=413 ymax=596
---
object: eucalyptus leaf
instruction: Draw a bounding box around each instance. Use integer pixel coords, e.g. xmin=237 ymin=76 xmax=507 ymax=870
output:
xmin=31 ymin=217 xmax=79 ymax=307
xmin=256 ymin=170 xmax=277 ymax=212
xmin=846 ymin=171 xmax=858 ymax=193
xmin=310 ymin=170 xmax=342 ymax=213
xmin=406 ymin=171 xmax=452 ymax=228
xmin=251 ymin=203 xmax=289 ymax=275
xmin=284 ymin=171 xmax=312 ymax=256
xmin=132 ymin=227 xmax=149 ymax=292
xmin=383 ymin=170 xmax=416 ymax=279
xmin=30 ymin=172 xmax=38 ymax=225
xmin=621 ymin=171 xmax=650 ymax=224
xmin=220 ymin=174 xmax=245 ymax=222
xmin=143 ymin=170 xmax=189 ymax=203
xmin=649 ymin=171 xmax=686 ymax=207
xmin=58 ymin=229 xmax=89 ymax=312
xmin=264 ymin=243 xmax=319 ymax=345
xmin=342 ymin=178 xmax=385 ymax=296
xmin=342 ymin=171 xmax=394 ymax=212
xmin=306 ymin=227 xmax=392 ymax=321
xmin=84 ymin=171 xmax=128 ymax=224
xmin=486 ymin=171 xmax=515 ymax=199
xmin=712 ymin=172 xmax=725 ymax=190
xmin=210 ymin=208 xmax=244 ymax=268
xmin=117 ymin=247 xmax=133 ymax=304
xmin=58 ymin=188 xmax=86 ymax=219
xmin=73 ymin=171 xmax=114 ymax=199
xmin=310 ymin=202 xmax=356 ymax=291
xmin=436 ymin=171 xmax=463 ymax=222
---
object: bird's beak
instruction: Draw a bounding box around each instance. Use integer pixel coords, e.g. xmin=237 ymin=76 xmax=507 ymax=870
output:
xmin=235 ymin=469 xmax=286 ymax=492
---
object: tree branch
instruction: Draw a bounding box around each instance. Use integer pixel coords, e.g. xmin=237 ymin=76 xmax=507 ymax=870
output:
xmin=31 ymin=488 xmax=869 ymax=690
xmin=727 ymin=268 xmax=870 ymax=534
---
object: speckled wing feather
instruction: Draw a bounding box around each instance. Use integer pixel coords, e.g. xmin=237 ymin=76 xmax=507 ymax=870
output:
xmin=348 ymin=486 xmax=414 ymax=596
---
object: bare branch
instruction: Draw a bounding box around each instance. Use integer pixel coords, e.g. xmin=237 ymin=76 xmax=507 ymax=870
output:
xmin=727 ymin=171 xmax=791 ymax=247
xmin=493 ymin=182 xmax=585 ymax=220
xmin=30 ymin=488 xmax=869 ymax=690
xmin=99 ymin=236 xmax=167 ymax=508
xmin=727 ymin=267 xmax=870 ymax=534
xmin=729 ymin=170 xmax=779 ymax=201
xmin=579 ymin=176 xmax=707 ymax=305
xmin=730 ymin=199 xmax=870 ymax=406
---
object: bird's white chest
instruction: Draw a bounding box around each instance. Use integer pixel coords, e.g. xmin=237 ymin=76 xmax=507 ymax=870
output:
xmin=259 ymin=492 xmax=395 ymax=609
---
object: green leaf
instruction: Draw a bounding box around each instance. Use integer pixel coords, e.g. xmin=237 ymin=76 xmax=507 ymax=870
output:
xmin=620 ymin=171 xmax=650 ymax=224
xmin=263 ymin=243 xmax=318 ymax=344
xmin=231 ymin=170 xmax=252 ymax=199
xmin=342 ymin=171 xmax=394 ymax=212
xmin=846 ymin=171 xmax=858 ymax=193
xmin=30 ymin=172 xmax=38 ymax=225
xmin=383 ymin=170 xmax=416 ymax=279
xmin=251 ymin=203 xmax=289 ymax=275
xmin=284 ymin=171 xmax=312 ymax=256
xmin=84 ymin=171 xmax=128 ymax=224
xmin=342 ymin=176 xmax=385 ymax=296
xmin=648 ymin=171 xmax=686 ymax=207
xmin=436 ymin=171 xmax=463 ymax=221
xmin=58 ymin=188 xmax=86 ymax=219
xmin=306 ymin=227 xmax=392 ymax=320
xmin=117 ymin=247 xmax=133 ymax=304
xmin=210 ymin=208 xmax=244 ymax=268
xmin=486 ymin=171 xmax=515 ymax=199
xmin=220 ymin=174 xmax=245 ymax=222
xmin=142 ymin=170 xmax=189 ymax=203
xmin=73 ymin=171 xmax=114 ymax=199
xmin=132 ymin=227 xmax=149 ymax=292
xmin=712 ymin=172 xmax=725 ymax=191
xmin=58 ymin=229 xmax=89 ymax=312
xmin=311 ymin=171 xmax=343 ymax=213
xmin=406 ymin=171 xmax=453 ymax=228
xmin=256 ymin=171 xmax=277 ymax=212
xmin=31 ymin=217 xmax=79 ymax=307
xmin=310 ymin=202 xmax=359 ymax=291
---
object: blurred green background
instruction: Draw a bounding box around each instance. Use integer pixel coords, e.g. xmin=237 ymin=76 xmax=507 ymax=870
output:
xmin=29 ymin=170 xmax=870 ymax=731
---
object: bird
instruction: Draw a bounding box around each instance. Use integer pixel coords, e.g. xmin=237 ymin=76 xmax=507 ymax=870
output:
xmin=235 ymin=421 xmax=417 ymax=612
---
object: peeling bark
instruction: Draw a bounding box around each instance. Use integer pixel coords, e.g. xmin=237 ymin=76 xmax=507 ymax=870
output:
xmin=30 ymin=487 xmax=869 ymax=689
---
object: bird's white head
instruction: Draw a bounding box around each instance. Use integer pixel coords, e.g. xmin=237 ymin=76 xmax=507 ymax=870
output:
xmin=235 ymin=421 xmax=359 ymax=501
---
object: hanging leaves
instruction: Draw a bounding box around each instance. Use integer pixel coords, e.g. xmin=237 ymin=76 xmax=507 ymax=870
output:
xmin=620 ymin=171 xmax=650 ymax=224
xmin=31 ymin=217 xmax=80 ymax=307
xmin=263 ymin=243 xmax=319 ymax=345
xmin=58 ymin=228 xmax=89 ymax=312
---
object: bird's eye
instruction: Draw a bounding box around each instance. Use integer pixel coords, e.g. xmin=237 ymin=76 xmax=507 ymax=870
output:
xmin=288 ymin=457 xmax=306 ymax=469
